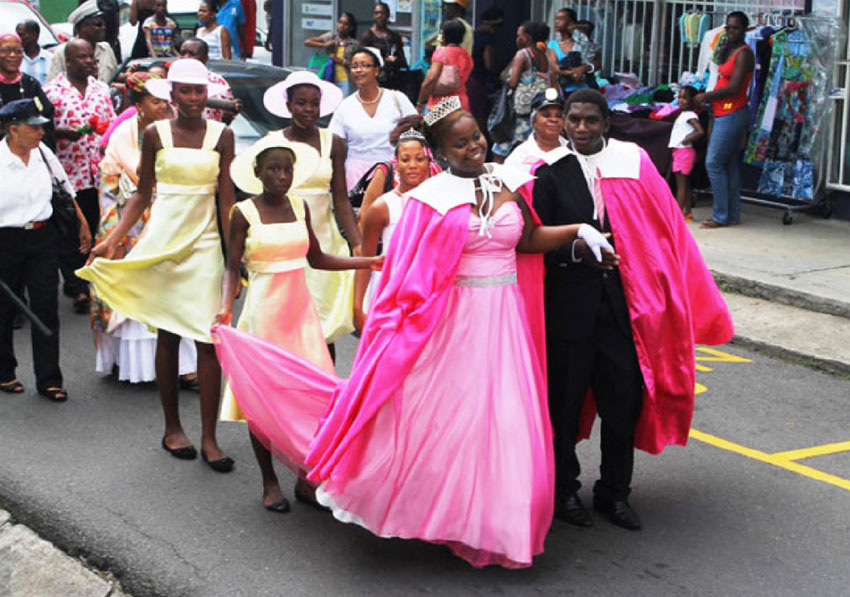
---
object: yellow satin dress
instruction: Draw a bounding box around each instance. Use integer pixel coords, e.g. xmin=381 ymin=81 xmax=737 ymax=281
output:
xmin=77 ymin=119 xmax=225 ymax=344
xmin=267 ymin=128 xmax=354 ymax=343
xmin=220 ymin=198 xmax=334 ymax=422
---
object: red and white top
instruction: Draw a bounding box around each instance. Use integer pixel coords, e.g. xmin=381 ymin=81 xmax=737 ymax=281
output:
xmin=44 ymin=73 xmax=116 ymax=191
xmin=204 ymin=70 xmax=234 ymax=123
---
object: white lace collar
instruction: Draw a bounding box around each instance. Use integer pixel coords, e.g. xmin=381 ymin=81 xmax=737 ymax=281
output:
xmin=541 ymin=138 xmax=641 ymax=179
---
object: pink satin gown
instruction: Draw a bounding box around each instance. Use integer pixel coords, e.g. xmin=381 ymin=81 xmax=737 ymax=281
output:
xmin=214 ymin=201 xmax=553 ymax=568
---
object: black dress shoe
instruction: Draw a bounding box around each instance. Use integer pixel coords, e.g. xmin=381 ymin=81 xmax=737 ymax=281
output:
xmin=265 ymin=498 xmax=291 ymax=514
xmin=161 ymin=437 xmax=197 ymax=460
xmin=554 ymin=494 xmax=593 ymax=527
xmin=593 ymin=496 xmax=642 ymax=530
xmin=201 ymin=450 xmax=235 ymax=473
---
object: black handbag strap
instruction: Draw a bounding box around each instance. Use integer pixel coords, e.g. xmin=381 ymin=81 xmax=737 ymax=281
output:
xmin=37 ymin=146 xmax=62 ymax=186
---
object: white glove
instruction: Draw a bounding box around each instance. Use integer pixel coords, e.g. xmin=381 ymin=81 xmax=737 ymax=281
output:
xmin=577 ymin=223 xmax=615 ymax=263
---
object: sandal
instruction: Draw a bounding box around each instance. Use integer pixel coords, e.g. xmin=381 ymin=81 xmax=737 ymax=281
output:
xmin=38 ymin=387 xmax=68 ymax=402
xmin=0 ymin=379 xmax=24 ymax=394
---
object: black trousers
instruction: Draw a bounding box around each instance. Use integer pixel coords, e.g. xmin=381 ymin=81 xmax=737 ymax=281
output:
xmin=547 ymin=291 xmax=644 ymax=502
xmin=59 ymin=187 xmax=98 ymax=296
xmin=0 ymin=224 xmax=62 ymax=390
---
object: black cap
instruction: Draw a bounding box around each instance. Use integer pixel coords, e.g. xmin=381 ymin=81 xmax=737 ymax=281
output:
xmin=530 ymin=87 xmax=566 ymax=114
xmin=0 ymin=98 xmax=50 ymax=125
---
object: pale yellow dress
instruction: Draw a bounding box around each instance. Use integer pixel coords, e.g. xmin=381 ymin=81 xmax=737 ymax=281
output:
xmin=220 ymin=197 xmax=334 ymax=422
xmin=266 ymin=128 xmax=354 ymax=343
xmin=77 ymin=120 xmax=226 ymax=344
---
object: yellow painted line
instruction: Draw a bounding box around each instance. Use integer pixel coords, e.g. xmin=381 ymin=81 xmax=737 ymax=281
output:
xmin=689 ymin=429 xmax=850 ymax=493
xmin=696 ymin=364 xmax=713 ymax=372
xmin=771 ymin=441 xmax=850 ymax=461
xmin=695 ymin=347 xmax=752 ymax=363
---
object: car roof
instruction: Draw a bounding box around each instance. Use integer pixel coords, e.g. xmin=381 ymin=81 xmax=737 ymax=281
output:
xmin=0 ymin=0 xmax=60 ymax=48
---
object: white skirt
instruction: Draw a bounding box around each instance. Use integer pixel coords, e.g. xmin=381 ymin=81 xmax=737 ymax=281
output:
xmin=96 ymin=318 xmax=197 ymax=383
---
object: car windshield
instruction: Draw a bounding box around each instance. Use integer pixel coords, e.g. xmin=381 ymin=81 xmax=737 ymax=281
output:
xmin=0 ymin=2 xmax=58 ymax=48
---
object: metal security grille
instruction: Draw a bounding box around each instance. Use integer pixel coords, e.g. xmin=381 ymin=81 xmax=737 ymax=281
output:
xmin=538 ymin=0 xmax=806 ymax=86
xmin=826 ymin=0 xmax=850 ymax=192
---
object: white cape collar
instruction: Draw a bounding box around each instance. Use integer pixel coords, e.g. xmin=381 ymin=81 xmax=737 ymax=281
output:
xmin=542 ymin=138 xmax=641 ymax=179
xmin=407 ymin=163 xmax=535 ymax=216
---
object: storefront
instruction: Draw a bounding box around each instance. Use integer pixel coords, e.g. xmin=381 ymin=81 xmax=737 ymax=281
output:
xmin=530 ymin=0 xmax=850 ymax=208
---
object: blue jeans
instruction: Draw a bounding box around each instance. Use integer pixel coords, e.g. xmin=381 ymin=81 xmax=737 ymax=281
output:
xmin=705 ymin=108 xmax=749 ymax=225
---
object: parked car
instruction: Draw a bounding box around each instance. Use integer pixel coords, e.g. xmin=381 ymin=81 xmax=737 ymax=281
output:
xmin=1 ymin=0 xmax=63 ymax=49
xmin=115 ymin=59 xmax=308 ymax=154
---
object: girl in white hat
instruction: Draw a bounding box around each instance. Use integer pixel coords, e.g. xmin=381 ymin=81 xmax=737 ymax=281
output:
xmin=218 ymin=136 xmax=380 ymax=512
xmin=80 ymin=59 xmax=236 ymax=472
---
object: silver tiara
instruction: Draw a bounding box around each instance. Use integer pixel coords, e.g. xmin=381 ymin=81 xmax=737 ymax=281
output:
xmin=397 ymin=127 xmax=427 ymax=144
xmin=423 ymin=96 xmax=463 ymax=127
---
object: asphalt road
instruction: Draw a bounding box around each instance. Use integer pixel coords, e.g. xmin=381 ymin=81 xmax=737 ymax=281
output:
xmin=1 ymin=299 xmax=849 ymax=596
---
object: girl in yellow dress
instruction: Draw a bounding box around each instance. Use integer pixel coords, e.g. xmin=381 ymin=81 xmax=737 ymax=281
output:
xmin=262 ymin=71 xmax=359 ymax=358
xmin=220 ymin=136 xmax=380 ymax=512
xmin=80 ymin=59 xmax=236 ymax=471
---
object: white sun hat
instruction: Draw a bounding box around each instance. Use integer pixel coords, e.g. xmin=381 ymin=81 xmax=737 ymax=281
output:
xmin=146 ymin=58 xmax=226 ymax=101
xmin=262 ymin=70 xmax=343 ymax=119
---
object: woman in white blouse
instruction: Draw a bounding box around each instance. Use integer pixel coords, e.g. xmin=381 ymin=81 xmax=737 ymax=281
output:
xmin=196 ymin=0 xmax=231 ymax=60
xmin=0 ymin=98 xmax=90 ymax=402
xmin=328 ymin=47 xmax=417 ymax=191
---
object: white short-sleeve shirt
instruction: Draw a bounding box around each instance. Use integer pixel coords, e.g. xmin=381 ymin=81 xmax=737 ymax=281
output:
xmin=0 ymin=140 xmax=75 ymax=228
xmin=328 ymin=89 xmax=417 ymax=163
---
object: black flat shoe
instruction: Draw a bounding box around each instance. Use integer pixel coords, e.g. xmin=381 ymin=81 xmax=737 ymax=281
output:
xmin=178 ymin=376 xmax=200 ymax=391
xmin=161 ymin=437 xmax=197 ymax=460
xmin=265 ymin=498 xmax=291 ymax=514
xmin=593 ymin=496 xmax=642 ymax=530
xmin=554 ymin=493 xmax=593 ymax=527
xmin=201 ymin=450 xmax=235 ymax=473
xmin=38 ymin=387 xmax=68 ymax=402
xmin=0 ymin=379 xmax=24 ymax=394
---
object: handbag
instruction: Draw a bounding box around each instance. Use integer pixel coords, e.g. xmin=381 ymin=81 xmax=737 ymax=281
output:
xmin=487 ymin=85 xmax=516 ymax=144
xmin=433 ymin=64 xmax=460 ymax=95
xmin=319 ymin=57 xmax=335 ymax=82
xmin=38 ymin=148 xmax=79 ymax=240
xmin=348 ymin=162 xmax=393 ymax=209
xmin=307 ymin=53 xmax=330 ymax=74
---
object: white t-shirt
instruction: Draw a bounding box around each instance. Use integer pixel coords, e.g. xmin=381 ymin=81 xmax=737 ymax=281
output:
xmin=505 ymin=134 xmax=569 ymax=171
xmin=328 ymin=89 xmax=417 ymax=163
xmin=669 ymin=110 xmax=699 ymax=148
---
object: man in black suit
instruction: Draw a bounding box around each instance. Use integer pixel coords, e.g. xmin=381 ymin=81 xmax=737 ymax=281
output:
xmin=532 ymin=89 xmax=644 ymax=531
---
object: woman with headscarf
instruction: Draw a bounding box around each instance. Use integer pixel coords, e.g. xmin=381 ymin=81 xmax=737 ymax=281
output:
xmin=90 ymin=72 xmax=199 ymax=385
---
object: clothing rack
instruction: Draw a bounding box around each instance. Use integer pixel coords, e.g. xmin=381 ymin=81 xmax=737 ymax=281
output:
xmin=693 ymin=13 xmax=837 ymax=224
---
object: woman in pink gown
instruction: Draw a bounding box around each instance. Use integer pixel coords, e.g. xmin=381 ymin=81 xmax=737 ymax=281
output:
xmin=212 ymin=96 xmax=616 ymax=568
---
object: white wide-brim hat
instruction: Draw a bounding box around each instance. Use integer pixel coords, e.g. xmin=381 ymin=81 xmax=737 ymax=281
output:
xmin=230 ymin=131 xmax=321 ymax=195
xmin=263 ymin=70 xmax=343 ymax=119
xmin=147 ymin=58 xmax=226 ymax=101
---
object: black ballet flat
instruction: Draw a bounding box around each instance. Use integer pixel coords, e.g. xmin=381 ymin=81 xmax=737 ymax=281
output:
xmin=265 ymin=498 xmax=291 ymax=514
xmin=161 ymin=437 xmax=198 ymax=460
xmin=201 ymin=450 xmax=235 ymax=473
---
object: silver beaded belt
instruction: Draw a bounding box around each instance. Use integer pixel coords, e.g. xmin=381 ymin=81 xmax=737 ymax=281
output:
xmin=454 ymin=272 xmax=517 ymax=287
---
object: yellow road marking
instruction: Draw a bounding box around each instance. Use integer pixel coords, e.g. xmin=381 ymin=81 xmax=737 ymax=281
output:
xmin=771 ymin=441 xmax=850 ymax=461
xmin=695 ymin=347 xmax=752 ymax=363
xmin=696 ymin=364 xmax=713 ymax=372
xmin=689 ymin=429 xmax=850 ymax=493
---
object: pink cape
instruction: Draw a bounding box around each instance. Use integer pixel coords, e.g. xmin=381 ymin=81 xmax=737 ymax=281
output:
xmin=577 ymin=150 xmax=734 ymax=454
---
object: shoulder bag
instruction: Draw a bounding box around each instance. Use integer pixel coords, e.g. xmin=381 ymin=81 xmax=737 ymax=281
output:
xmin=38 ymin=147 xmax=79 ymax=240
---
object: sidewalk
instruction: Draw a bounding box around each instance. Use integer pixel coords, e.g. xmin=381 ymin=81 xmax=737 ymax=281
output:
xmin=0 ymin=509 xmax=128 ymax=597
xmin=688 ymin=203 xmax=850 ymax=375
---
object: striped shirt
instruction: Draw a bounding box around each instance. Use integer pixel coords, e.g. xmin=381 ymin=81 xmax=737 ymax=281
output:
xmin=21 ymin=49 xmax=52 ymax=86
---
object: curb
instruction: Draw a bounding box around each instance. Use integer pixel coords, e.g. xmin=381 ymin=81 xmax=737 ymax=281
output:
xmin=730 ymin=335 xmax=850 ymax=378
xmin=713 ymin=271 xmax=850 ymax=320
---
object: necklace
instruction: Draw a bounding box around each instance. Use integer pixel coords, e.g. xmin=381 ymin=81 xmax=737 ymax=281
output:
xmin=357 ymin=88 xmax=383 ymax=105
